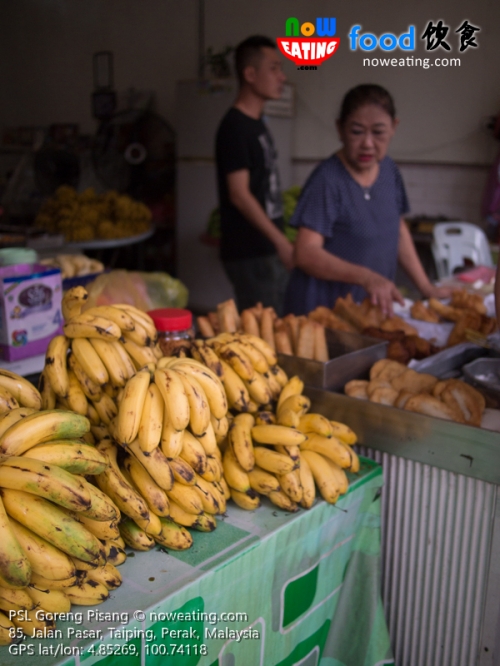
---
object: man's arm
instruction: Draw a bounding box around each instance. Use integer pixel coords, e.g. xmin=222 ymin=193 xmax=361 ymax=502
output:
xmin=227 ymin=169 xmax=294 ymax=269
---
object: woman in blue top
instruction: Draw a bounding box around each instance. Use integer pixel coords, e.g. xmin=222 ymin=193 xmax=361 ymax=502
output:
xmin=284 ymin=84 xmax=450 ymax=316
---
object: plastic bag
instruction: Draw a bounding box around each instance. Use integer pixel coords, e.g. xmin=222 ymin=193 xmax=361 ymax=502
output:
xmin=84 ymin=270 xmax=188 ymax=311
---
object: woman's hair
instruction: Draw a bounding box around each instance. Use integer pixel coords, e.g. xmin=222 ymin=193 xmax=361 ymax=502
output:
xmin=338 ymin=84 xmax=396 ymax=125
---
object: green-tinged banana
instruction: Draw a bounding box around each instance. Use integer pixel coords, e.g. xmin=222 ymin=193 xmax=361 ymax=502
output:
xmin=155 ymin=518 xmax=193 ymax=550
xmin=300 ymin=450 xmax=340 ymax=504
xmin=218 ymin=342 xmax=255 ymax=380
xmin=211 ymin=414 xmax=229 ymax=443
xmin=114 ymin=304 xmax=157 ymax=340
xmin=83 ymin=305 xmax=135 ymax=332
xmin=3 ymin=489 xmax=102 ymax=563
xmin=90 ymin=338 xmax=128 ymax=387
xmin=86 ymin=562 xmax=122 ymax=590
xmin=23 ymin=440 xmax=107 ymax=475
xmin=277 ymin=408 xmax=300 ymax=428
xmin=30 ymin=572 xmax=77 ymax=589
xmin=0 ymin=409 xmax=89 ymax=456
xmin=115 ymin=369 xmax=150 ymax=444
xmin=78 ymin=477 xmax=120 ymax=521
xmin=124 ymin=455 xmax=170 ymax=517
xmin=301 ymin=433 xmax=352 ymax=469
xmin=192 ymin=512 xmax=217 ymax=532
xmin=268 ymin=490 xmax=299 ymax=512
xmin=65 ymin=580 xmax=109 ymax=605
xmin=71 ymin=337 xmax=109 ymax=386
xmin=196 ymin=421 xmax=218 ymax=456
xmin=170 ymin=360 xmax=227 ymax=419
xmin=62 ymin=286 xmax=88 ymax=321
xmin=68 ymin=353 xmax=102 ymax=401
xmin=66 ymin=369 xmax=89 ymax=415
xmin=0 ymin=407 xmax=36 ymax=440
xmin=298 ymin=454 xmax=315 ymax=509
xmin=231 ymin=488 xmax=261 ymax=510
xmin=278 ymin=470 xmax=303 ymax=502
xmin=329 ymin=421 xmax=358 ymax=445
xmin=92 ymin=392 xmax=118 ymax=427
xmin=121 ymin=338 xmax=157 ymax=369
xmin=223 ymin=447 xmax=250 ymax=493
xmin=277 ymin=376 xmax=305 ymax=412
xmin=0 ymin=456 xmax=91 ymax=511
xmin=193 ymin=475 xmax=220 ymax=515
xmin=0 ymin=610 xmax=16 ymax=645
xmin=240 ymin=334 xmax=278 ymax=366
xmin=180 ymin=430 xmax=207 ymax=474
xmin=244 ymin=372 xmax=272 ymax=405
xmin=9 ymin=518 xmax=75 ymax=580
xmin=27 ymin=584 xmax=71 ymax=613
xmin=229 ymin=413 xmax=255 ymax=472
xmin=191 ymin=341 xmax=224 ymax=377
xmin=64 ymin=313 xmax=121 ymax=340
xmin=166 ymin=483 xmax=203 ymax=514
xmin=100 ymin=540 xmax=127 ymax=566
xmin=255 ymin=411 xmax=276 ymax=426
xmin=154 ymin=368 xmax=190 ymax=432
xmin=135 ymin=511 xmax=162 ymax=536
xmin=254 ymin=446 xmax=297 ymax=475
xmin=201 ymin=455 xmax=222 ymax=483
xmin=277 ymin=394 xmax=311 ymax=419
xmin=276 ymin=444 xmax=301 ymax=463
xmin=168 ymin=457 xmax=196 ymax=486
xmin=248 ymin=466 xmax=281 ymax=495
xmin=12 ymin=608 xmax=56 ymax=634
xmin=119 ymin=518 xmax=155 ymax=551
xmin=251 ymin=424 xmax=306 ymax=447
xmin=74 ymin=514 xmax=120 ymax=541
xmin=219 ymin=359 xmax=250 ymax=412
xmin=0 ymin=370 xmax=39 ymax=410
xmin=39 ymin=370 xmax=56 ymax=410
xmin=0 ymin=387 xmax=19 ymax=415
xmin=298 ymin=414 xmax=333 ymax=438
xmin=137 ymin=383 xmax=164 ymax=453
xmin=160 ymin=417 xmax=184 ymax=458
xmin=44 ymin=335 xmax=70 ymax=398
xmin=0 ymin=587 xmax=35 ymax=613
xmin=168 ymin=499 xmax=201 ymax=527
xmin=177 ymin=372 xmax=211 ymax=437
xmin=127 ymin=439 xmax=174 ymax=491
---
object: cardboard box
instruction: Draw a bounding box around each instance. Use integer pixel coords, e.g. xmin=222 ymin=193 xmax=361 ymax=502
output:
xmin=0 ymin=263 xmax=63 ymax=361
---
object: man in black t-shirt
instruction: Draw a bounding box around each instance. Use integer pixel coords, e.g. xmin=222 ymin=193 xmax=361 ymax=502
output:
xmin=215 ymin=36 xmax=293 ymax=314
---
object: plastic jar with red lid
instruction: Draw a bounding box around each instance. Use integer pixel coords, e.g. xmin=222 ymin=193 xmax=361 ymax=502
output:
xmin=147 ymin=308 xmax=194 ymax=357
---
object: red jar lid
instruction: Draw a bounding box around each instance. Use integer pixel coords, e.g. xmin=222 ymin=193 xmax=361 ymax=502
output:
xmin=147 ymin=308 xmax=192 ymax=332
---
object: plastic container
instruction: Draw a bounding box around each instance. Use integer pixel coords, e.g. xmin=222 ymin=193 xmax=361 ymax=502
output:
xmin=0 ymin=247 xmax=38 ymax=266
xmin=147 ymin=307 xmax=194 ymax=356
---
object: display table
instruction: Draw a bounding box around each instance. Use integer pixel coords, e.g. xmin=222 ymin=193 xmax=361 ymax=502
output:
xmin=4 ymin=458 xmax=393 ymax=666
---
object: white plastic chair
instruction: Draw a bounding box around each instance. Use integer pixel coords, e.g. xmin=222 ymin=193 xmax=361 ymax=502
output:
xmin=431 ymin=221 xmax=493 ymax=279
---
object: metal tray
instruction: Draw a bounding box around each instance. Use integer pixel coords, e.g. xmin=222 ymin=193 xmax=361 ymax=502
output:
xmin=277 ymin=328 xmax=387 ymax=390
xmin=409 ymin=342 xmax=489 ymax=378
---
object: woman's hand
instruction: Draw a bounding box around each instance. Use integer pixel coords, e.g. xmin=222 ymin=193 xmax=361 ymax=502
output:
xmin=364 ymin=273 xmax=405 ymax=317
xmin=424 ymin=284 xmax=453 ymax=300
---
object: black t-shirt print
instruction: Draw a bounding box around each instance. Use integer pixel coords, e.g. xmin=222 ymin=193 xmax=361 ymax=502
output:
xmin=215 ymin=107 xmax=284 ymax=261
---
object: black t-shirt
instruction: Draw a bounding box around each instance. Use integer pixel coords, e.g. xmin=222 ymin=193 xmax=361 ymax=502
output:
xmin=215 ymin=107 xmax=284 ymax=261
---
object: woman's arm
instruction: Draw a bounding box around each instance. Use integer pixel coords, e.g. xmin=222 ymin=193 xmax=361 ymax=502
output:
xmin=397 ymin=219 xmax=452 ymax=298
xmin=294 ymin=226 xmax=404 ymax=316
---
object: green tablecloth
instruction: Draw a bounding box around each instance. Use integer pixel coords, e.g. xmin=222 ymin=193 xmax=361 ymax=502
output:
xmin=4 ymin=457 xmax=393 ymax=666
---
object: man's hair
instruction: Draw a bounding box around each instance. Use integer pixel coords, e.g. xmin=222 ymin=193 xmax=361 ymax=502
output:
xmin=234 ymin=35 xmax=277 ymax=85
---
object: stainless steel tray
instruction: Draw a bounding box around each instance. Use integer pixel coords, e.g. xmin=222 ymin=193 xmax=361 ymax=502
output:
xmin=409 ymin=342 xmax=488 ymax=378
xmin=277 ymin=329 xmax=387 ymax=390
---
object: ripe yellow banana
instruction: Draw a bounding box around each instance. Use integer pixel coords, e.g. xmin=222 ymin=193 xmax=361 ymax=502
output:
xmin=100 ymin=540 xmax=126 ymax=566
xmin=277 ymin=394 xmax=311 ymax=419
xmin=0 ymin=409 xmax=90 ymax=456
xmin=30 ymin=572 xmax=77 ymax=589
xmin=253 ymin=446 xmax=297 ymax=475
xmin=218 ymin=342 xmax=255 ymax=381
xmin=300 ymin=450 xmax=340 ymax=504
xmin=275 ymin=444 xmax=301 ymax=463
xmin=219 ymin=359 xmax=251 ymax=412
xmin=135 ymin=511 xmax=162 ymax=536
xmin=113 ymin=304 xmax=157 ymax=341
xmin=240 ymin=334 xmax=278 ymax=367
xmin=83 ymin=305 xmax=135 ymax=332
xmin=197 ymin=421 xmax=218 ymax=456
xmin=166 ymin=482 xmax=203 ymax=514
xmin=229 ymin=413 xmax=255 ymax=472
xmin=323 ymin=456 xmax=349 ymax=495
xmin=65 ymin=580 xmax=109 ymax=605
xmin=170 ymin=360 xmax=227 ymax=419
xmin=127 ymin=439 xmax=174 ymax=491
xmin=74 ymin=514 xmax=120 ymax=541
xmin=77 ymin=477 xmax=120 ymax=522
xmin=121 ymin=338 xmax=157 ymax=369
xmin=251 ymin=424 xmax=306 ymax=447
xmin=301 ymin=433 xmax=352 ymax=468
xmin=0 ymin=386 xmax=18 ymax=414
xmin=211 ymin=414 xmax=229 ymax=443
xmin=12 ymin=608 xmax=56 ymax=635
xmin=234 ymin=338 xmax=270 ymax=374
xmin=115 ymin=369 xmax=151 ymax=445
xmin=177 ymin=373 xmax=211 ymax=437
xmin=119 ymin=518 xmax=155 ymax=551
xmin=44 ymin=335 xmax=70 ymax=398
xmin=329 ymin=420 xmax=358 ymax=445
xmin=122 ymin=322 xmax=152 ymax=347
xmin=201 ymin=455 xmax=222 ymax=483
xmin=155 ymin=518 xmax=193 ymax=550
xmin=38 ymin=369 xmax=56 ymax=410
xmin=278 ymin=470 xmax=303 ymax=502
xmin=160 ymin=418 xmax=185 ymax=458
xmin=181 ymin=430 xmax=208 ymax=475
xmin=137 ymin=383 xmax=164 ymax=453
xmin=86 ymin=562 xmax=122 ymax=590
xmin=0 ymin=610 xmax=16 ymax=645
xmin=92 ymin=392 xmax=118 ymax=427
xmin=298 ymin=414 xmax=333 ymax=438
xmin=168 ymin=457 xmax=196 ymax=486
xmin=0 ymin=497 xmax=31 ymax=588
xmin=191 ymin=512 xmax=217 ymax=532
xmin=268 ymin=490 xmax=299 ymax=512
xmin=277 ymin=408 xmax=299 ymax=428
xmin=231 ymin=488 xmax=260 ymax=510
xmin=2 ymin=489 xmax=102 ymax=563
xmin=244 ymin=372 xmax=272 ymax=405
xmin=168 ymin=499 xmax=202 ymax=527
xmin=0 ymin=407 xmax=36 ymax=439
xmin=62 ymin=286 xmax=88 ymax=322
xmin=89 ymin=338 xmax=128 ymax=387
xmin=277 ymin=375 xmax=304 ymax=412
xmin=64 ymin=313 xmax=121 ymax=340
xmin=191 ymin=341 xmax=224 ymax=377
xmin=263 ymin=370 xmax=282 ymax=400
xmin=0 ymin=586 xmax=35 ymax=612
xmin=0 ymin=370 xmax=41 ymax=410
xmin=255 ymin=411 xmax=276 ymax=425
xmin=71 ymin=337 xmax=109 ymax=385
xmin=111 ymin=339 xmax=137 ymax=379
xmin=154 ymin=368 xmax=190 ymax=432
xmin=222 ymin=447 xmax=251 ymax=493
xmin=68 ymin=353 xmax=102 ymax=401
xmin=217 ymin=476 xmax=231 ymax=500
xmin=0 ymin=456 xmax=91 ymax=512
xmin=23 ymin=441 xmax=107 ymax=475
xmin=193 ymin=475 xmax=220 ymax=515
xmin=27 ymin=584 xmax=71 ymax=614
xmin=269 ymin=363 xmax=288 ymax=387
xmin=342 ymin=442 xmax=360 ymax=473
xmin=123 ymin=455 xmax=170 ymax=517
xmin=248 ymin=466 xmax=280 ymax=495
xmin=66 ymin=369 xmax=89 ymax=415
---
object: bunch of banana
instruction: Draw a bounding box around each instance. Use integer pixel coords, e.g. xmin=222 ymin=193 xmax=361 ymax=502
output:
xmin=222 ymin=374 xmax=361 ymax=512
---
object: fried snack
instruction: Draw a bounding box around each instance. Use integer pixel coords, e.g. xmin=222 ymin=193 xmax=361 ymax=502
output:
xmin=333 ymin=295 xmax=368 ymax=331
xmin=274 ymin=321 xmax=293 ymax=355
xmin=404 ymin=393 xmax=464 ymax=423
xmin=405 ymin=335 xmax=438 ymax=360
xmin=344 ymin=379 xmax=369 ymax=400
xmin=395 ymin=389 xmax=414 ymax=409
xmin=386 ymin=340 xmax=412 ymax=365
xmin=380 ymin=316 xmax=418 ymax=336
xmin=367 ymin=378 xmax=394 ymax=398
xmin=432 ymin=380 xmax=449 ymax=399
xmin=362 ymin=327 xmax=405 ymax=342
xmin=450 ymin=289 xmax=487 ymax=315
xmin=249 ymin=302 xmax=263 ymax=322
xmin=439 ymin=380 xmax=485 ymax=427
xmin=369 ymin=386 xmax=399 ymax=406
xmin=296 ymin=319 xmax=316 ymax=359
xmin=428 ymin=298 xmax=465 ymax=322
xmin=207 ymin=311 xmax=220 ymax=334
xmin=358 ymin=298 xmax=385 ymax=328
xmin=283 ymin=314 xmax=301 ymax=353
xmin=410 ymin=300 xmax=440 ymax=323
xmin=217 ymin=299 xmax=240 ymax=333
xmin=391 ymin=369 xmax=438 ymax=394
xmin=259 ymin=307 xmax=276 ymax=350
xmin=447 ymin=311 xmax=483 ymax=347
xmin=309 ymin=307 xmax=356 ymax=333
xmin=480 ymin=315 xmax=497 ymax=336
xmin=241 ymin=309 xmax=260 ymax=336
xmin=197 ymin=316 xmax=215 ymax=338
xmin=370 ymin=359 xmax=407 ymax=382
xmin=312 ymin=321 xmax=329 ymax=362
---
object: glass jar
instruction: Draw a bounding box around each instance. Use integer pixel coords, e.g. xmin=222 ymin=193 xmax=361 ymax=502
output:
xmin=147 ymin=308 xmax=194 ymax=357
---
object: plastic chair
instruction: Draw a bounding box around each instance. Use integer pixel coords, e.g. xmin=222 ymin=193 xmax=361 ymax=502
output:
xmin=431 ymin=221 xmax=494 ymax=279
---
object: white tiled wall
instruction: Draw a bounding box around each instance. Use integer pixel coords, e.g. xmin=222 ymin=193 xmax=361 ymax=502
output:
xmin=291 ymin=160 xmax=491 ymax=227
